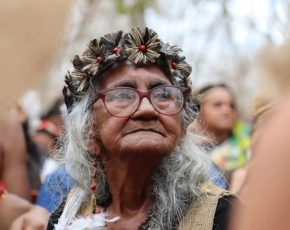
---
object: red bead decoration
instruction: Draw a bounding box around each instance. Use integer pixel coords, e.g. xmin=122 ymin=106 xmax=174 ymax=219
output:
xmin=139 ymin=45 xmax=146 ymax=52
xmin=113 ymin=47 xmax=118 ymax=53
xmin=82 ymin=73 xmax=87 ymax=79
xmin=96 ymin=57 xmax=101 ymax=63
xmin=90 ymin=184 xmax=97 ymax=191
xmin=171 ymin=62 xmax=177 ymax=69
xmin=95 ymin=209 xmax=101 ymax=214
xmin=0 ymin=181 xmax=7 ymax=199
xmin=92 ymin=162 xmax=97 ymax=167
xmin=92 ymin=173 xmax=96 ymax=178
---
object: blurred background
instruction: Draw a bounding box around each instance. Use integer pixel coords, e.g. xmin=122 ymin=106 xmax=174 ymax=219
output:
xmin=1 ymin=0 xmax=289 ymax=120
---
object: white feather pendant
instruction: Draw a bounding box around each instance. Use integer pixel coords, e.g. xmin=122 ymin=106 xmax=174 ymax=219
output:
xmin=67 ymin=213 xmax=120 ymax=230
xmin=54 ymin=187 xmax=120 ymax=230
xmin=54 ymin=188 xmax=87 ymax=230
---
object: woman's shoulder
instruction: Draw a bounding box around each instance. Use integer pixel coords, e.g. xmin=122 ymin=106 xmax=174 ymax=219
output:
xmin=213 ymin=195 xmax=237 ymax=230
xmin=179 ymin=182 xmax=237 ymax=230
xmin=203 ymin=182 xmax=238 ymax=230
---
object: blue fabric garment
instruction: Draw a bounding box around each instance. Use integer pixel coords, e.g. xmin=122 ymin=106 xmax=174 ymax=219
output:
xmin=210 ymin=166 xmax=227 ymax=189
xmin=36 ymin=164 xmax=226 ymax=213
xmin=36 ymin=166 xmax=74 ymax=213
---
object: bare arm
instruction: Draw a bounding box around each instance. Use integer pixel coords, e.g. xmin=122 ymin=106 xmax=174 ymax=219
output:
xmin=0 ymin=113 xmax=30 ymax=200
xmin=230 ymin=90 xmax=290 ymax=229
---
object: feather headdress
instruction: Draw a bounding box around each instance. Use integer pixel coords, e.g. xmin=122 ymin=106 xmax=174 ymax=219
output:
xmin=63 ymin=27 xmax=192 ymax=110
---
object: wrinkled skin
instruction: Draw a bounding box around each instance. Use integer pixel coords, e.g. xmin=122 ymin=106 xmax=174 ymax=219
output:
xmin=90 ymin=62 xmax=184 ymax=230
xmin=92 ymin=62 xmax=183 ymax=159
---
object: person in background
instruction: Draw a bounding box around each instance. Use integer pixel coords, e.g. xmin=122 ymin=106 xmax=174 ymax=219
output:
xmin=0 ymin=112 xmax=31 ymax=201
xmin=0 ymin=98 xmax=64 ymax=229
xmin=229 ymin=91 xmax=276 ymax=194
xmin=230 ymin=91 xmax=290 ymax=230
xmin=9 ymin=104 xmax=44 ymax=202
xmin=32 ymin=98 xmax=64 ymax=180
xmin=188 ymin=84 xmax=250 ymax=188
xmin=229 ymin=42 xmax=290 ymax=229
xmin=21 ymin=108 xmax=44 ymax=202
xmin=0 ymin=111 xmax=49 ymax=230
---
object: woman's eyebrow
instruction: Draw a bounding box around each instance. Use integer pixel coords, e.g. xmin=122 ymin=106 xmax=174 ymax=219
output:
xmin=112 ymin=80 xmax=136 ymax=88
xmin=148 ymin=78 xmax=170 ymax=89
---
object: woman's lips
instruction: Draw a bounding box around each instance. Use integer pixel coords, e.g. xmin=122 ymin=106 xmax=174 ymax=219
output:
xmin=129 ymin=128 xmax=164 ymax=136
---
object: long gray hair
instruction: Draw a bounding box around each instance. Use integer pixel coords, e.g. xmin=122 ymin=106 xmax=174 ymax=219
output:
xmin=54 ymin=80 xmax=215 ymax=229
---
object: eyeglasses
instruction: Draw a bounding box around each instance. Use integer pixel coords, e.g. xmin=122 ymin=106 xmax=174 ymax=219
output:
xmin=88 ymin=85 xmax=190 ymax=117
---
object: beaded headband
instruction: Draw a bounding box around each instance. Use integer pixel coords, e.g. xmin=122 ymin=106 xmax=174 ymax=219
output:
xmin=63 ymin=27 xmax=192 ymax=109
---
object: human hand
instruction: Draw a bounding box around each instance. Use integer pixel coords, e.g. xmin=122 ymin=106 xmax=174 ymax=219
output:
xmin=10 ymin=205 xmax=50 ymax=230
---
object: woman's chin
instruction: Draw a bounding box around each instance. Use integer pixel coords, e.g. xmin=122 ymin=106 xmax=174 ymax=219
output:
xmin=122 ymin=144 xmax=172 ymax=156
xmin=119 ymin=142 xmax=173 ymax=157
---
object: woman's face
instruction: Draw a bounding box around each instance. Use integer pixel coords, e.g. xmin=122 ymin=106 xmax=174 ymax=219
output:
xmin=91 ymin=62 xmax=183 ymax=159
xmin=199 ymin=87 xmax=237 ymax=132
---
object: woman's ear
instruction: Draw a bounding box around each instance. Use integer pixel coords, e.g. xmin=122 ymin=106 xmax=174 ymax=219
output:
xmin=88 ymin=133 xmax=104 ymax=156
xmin=89 ymin=141 xmax=101 ymax=156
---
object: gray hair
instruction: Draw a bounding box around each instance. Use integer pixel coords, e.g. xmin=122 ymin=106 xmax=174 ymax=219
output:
xmin=54 ymin=82 xmax=215 ymax=229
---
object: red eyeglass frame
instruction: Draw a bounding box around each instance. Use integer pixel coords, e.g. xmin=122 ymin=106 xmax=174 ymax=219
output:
xmin=87 ymin=85 xmax=190 ymax=117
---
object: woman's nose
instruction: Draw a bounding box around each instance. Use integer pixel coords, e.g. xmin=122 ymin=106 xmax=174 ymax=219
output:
xmin=222 ymin=104 xmax=234 ymax=115
xmin=131 ymin=97 xmax=159 ymax=119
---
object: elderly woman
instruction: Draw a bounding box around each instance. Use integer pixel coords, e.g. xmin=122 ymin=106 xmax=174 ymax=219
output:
xmin=48 ymin=28 xmax=234 ymax=230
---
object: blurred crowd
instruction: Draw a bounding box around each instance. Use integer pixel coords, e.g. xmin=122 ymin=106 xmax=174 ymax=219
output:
xmin=0 ymin=95 xmax=65 ymax=228
xmin=1 ymin=39 xmax=290 ymax=230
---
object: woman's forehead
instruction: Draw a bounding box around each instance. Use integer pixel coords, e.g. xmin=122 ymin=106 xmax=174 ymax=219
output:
xmin=203 ymin=87 xmax=234 ymax=102
xmin=204 ymin=87 xmax=232 ymax=97
xmin=98 ymin=62 xmax=172 ymax=89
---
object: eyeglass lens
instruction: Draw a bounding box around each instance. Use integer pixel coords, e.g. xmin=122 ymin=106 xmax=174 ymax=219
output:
xmin=104 ymin=86 xmax=184 ymax=117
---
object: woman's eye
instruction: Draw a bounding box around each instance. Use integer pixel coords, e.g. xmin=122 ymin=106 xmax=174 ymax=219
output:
xmin=213 ymin=102 xmax=221 ymax=107
xmin=115 ymin=93 xmax=131 ymax=99
xmin=114 ymin=90 xmax=137 ymax=100
xmin=157 ymin=90 xmax=171 ymax=98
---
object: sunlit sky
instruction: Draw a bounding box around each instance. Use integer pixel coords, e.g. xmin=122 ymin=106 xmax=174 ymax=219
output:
xmin=145 ymin=0 xmax=286 ymax=87
xmin=40 ymin=0 xmax=288 ymax=113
